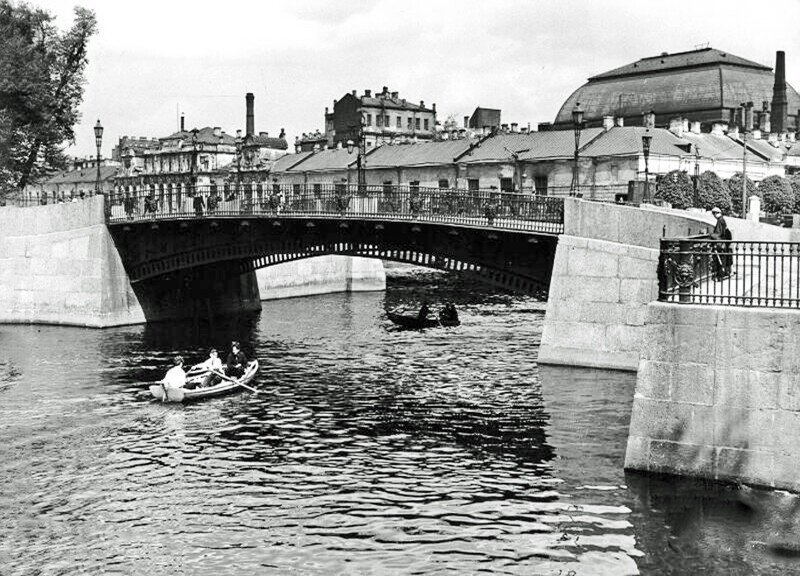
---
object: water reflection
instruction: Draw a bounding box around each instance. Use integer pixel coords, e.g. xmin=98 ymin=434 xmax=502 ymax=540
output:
xmin=0 ymin=268 xmax=798 ymax=574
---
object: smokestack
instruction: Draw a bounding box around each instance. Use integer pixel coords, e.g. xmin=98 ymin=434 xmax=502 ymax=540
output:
xmin=464 ymin=116 xmax=469 ymax=128
xmin=771 ymin=51 xmax=787 ymax=133
xmin=246 ymin=93 xmax=255 ymax=137
xmin=180 ymin=113 xmax=185 ymax=132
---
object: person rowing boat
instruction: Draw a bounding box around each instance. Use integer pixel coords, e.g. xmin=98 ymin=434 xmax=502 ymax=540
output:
xmin=186 ymin=348 xmax=224 ymax=389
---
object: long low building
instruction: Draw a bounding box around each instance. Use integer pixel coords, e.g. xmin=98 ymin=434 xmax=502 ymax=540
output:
xmin=266 ymin=120 xmax=791 ymax=201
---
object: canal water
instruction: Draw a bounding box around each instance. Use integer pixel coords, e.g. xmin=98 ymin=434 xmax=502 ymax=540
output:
xmin=1 ymin=268 xmax=800 ymax=575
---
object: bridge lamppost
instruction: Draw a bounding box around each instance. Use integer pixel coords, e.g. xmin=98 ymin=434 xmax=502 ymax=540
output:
xmin=235 ymin=135 xmax=243 ymax=195
xmin=94 ymin=119 xmax=104 ymax=196
xmin=642 ymin=130 xmax=652 ymax=203
xmin=346 ymin=108 xmax=367 ymax=193
xmin=570 ymin=103 xmax=583 ymax=196
xmin=190 ymin=127 xmax=198 ymax=196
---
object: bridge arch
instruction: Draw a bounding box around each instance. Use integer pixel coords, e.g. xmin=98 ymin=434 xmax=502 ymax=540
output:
xmin=109 ymin=217 xmax=559 ymax=297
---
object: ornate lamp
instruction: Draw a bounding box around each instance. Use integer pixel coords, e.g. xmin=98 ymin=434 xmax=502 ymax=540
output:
xmin=642 ymin=130 xmax=652 ymax=202
xmin=570 ymin=103 xmax=584 ymax=196
xmin=94 ymin=119 xmax=104 ymax=195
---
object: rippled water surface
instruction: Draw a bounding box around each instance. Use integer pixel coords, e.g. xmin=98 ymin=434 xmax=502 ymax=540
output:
xmin=2 ymin=268 xmax=800 ymax=575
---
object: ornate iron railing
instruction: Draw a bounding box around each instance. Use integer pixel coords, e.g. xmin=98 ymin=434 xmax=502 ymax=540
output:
xmin=658 ymin=237 xmax=800 ymax=308
xmin=104 ymin=184 xmax=565 ymax=234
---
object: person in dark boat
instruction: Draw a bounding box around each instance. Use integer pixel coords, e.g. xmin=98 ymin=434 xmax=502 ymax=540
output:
xmin=225 ymin=341 xmax=248 ymax=379
xmin=439 ymin=302 xmax=459 ymax=324
xmin=710 ymin=206 xmax=733 ymax=280
xmin=417 ymin=302 xmax=431 ymax=321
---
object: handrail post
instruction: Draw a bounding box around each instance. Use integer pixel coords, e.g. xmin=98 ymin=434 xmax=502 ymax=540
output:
xmin=678 ymin=239 xmax=693 ymax=303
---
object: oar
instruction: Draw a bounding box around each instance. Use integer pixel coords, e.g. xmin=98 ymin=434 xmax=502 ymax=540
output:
xmin=211 ymin=369 xmax=258 ymax=394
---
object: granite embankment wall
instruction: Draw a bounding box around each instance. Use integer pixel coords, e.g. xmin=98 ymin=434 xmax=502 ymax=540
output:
xmin=538 ymin=199 xmax=798 ymax=371
xmin=0 ymin=198 xmax=148 ymax=326
xmin=0 ymin=198 xmax=386 ymax=327
xmin=256 ymin=256 xmax=385 ymax=300
xmin=625 ymin=302 xmax=800 ymax=491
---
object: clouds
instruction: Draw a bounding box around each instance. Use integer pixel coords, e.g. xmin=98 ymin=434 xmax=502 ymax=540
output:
xmin=36 ymin=0 xmax=800 ymax=157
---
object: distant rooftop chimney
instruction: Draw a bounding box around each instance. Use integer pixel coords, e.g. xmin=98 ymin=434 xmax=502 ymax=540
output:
xmin=391 ymin=91 xmax=398 ymax=99
xmin=771 ymin=50 xmax=788 ymax=133
xmin=365 ymin=89 xmax=371 ymax=97
xmin=669 ymin=117 xmax=684 ymax=137
xmin=246 ymin=92 xmax=255 ymax=137
xmin=420 ymin=100 xmax=425 ymax=109
xmin=213 ymin=127 xmax=222 ymax=137
xmin=602 ymin=115 xmax=614 ymax=131
xmin=464 ymin=116 xmax=469 ymax=128
xmin=510 ymin=122 xmax=518 ymax=132
xmin=180 ymin=114 xmax=185 ymax=132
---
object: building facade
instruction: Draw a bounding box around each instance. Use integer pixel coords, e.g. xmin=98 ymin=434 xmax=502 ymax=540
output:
xmin=324 ymin=87 xmax=437 ymax=149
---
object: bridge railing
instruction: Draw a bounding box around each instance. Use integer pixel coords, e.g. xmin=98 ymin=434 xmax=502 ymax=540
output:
xmin=105 ymin=184 xmax=565 ymax=234
xmin=658 ymin=237 xmax=800 ymax=308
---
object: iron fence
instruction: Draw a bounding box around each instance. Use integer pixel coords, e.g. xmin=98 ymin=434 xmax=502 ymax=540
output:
xmin=658 ymin=237 xmax=800 ymax=308
xmin=105 ymin=184 xmax=565 ymax=234
xmin=4 ymin=191 xmax=99 ymax=207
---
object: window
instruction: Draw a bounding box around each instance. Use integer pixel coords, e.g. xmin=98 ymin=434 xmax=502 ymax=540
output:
xmin=292 ymin=183 xmax=301 ymax=198
xmin=438 ymin=179 xmax=449 ymax=188
xmin=272 ymin=184 xmax=280 ymax=196
xmin=396 ymin=116 xmax=401 ymax=128
xmin=313 ymin=183 xmax=322 ymax=199
xmin=415 ymin=118 xmax=420 ymax=130
xmin=500 ymin=178 xmax=514 ymax=192
xmin=384 ymin=115 xmax=390 ymax=127
xmin=468 ymin=179 xmax=480 ymax=191
xmin=407 ymin=118 xmax=413 ymax=130
xmin=376 ymin=115 xmax=383 ymax=127
xmin=424 ymin=119 xmax=429 ymax=131
xmin=366 ymin=113 xmax=372 ymax=126
xmin=410 ymin=180 xmax=420 ymax=193
xmin=534 ymin=175 xmax=548 ymax=195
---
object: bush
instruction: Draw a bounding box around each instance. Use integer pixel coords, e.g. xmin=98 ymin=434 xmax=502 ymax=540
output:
xmin=726 ymin=172 xmax=757 ymax=215
xmin=655 ymin=170 xmax=693 ymax=208
xmin=759 ymin=175 xmax=794 ymax=214
xmin=789 ymin=175 xmax=800 ymax=213
xmin=695 ymin=171 xmax=732 ymax=212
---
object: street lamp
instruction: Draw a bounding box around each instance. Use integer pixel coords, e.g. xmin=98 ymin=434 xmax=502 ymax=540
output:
xmin=346 ymin=108 xmax=367 ymax=192
xmin=570 ymin=103 xmax=584 ymax=196
xmin=94 ymin=119 xmax=103 ymax=196
xmin=235 ymin=135 xmax=243 ymax=195
xmin=693 ymin=144 xmax=700 ymax=207
xmin=642 ymin=130 xmax=652 ymax=203
xmin=190 ymin=128 xmax=199 ymax=195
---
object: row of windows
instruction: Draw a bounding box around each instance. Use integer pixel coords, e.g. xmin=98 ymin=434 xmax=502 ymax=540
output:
xmin=364 ymin=113 xmax=430 ymax=131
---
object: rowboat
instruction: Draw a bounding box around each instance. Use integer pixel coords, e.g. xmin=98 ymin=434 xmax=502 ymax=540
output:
xmin=149 ymin=360 xmax=259 ymax=403
xmin=387 ymin=311 xmax=460 ymax=329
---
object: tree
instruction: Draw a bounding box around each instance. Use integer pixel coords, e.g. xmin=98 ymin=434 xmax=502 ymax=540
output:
xmin=695 ymin=170 xmax=732 ymax=212
xmin=655 ymin=169 xmax=693 ymax=208
xmin=0 ymin=2 xmax=97 ymax=199
xmin=759 ymin=174 xmax=795 ymax=214
xmin=726 ymin=172 xmax=757 ymax=216
xmin=788 ymin=174 xmax=800 ymax=213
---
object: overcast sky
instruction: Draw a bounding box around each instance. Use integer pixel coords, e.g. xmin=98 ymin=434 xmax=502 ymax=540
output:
xmin=36 ymin=0 xmax=800 ymax=157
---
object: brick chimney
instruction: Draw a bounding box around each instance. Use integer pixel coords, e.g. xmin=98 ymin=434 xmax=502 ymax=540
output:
xmin=690 ymin=121 xmax=701 ymax=134
xmin=180 ymin=113 xmax=185 ymax=132
xmin=614 ymin=116 xmax=624 ymax=127
xmin=771 ymin=51 xmax=788 ymax=133
xmin=246 ymin=93 xmax=255 ymax=137
xmin=602 ymin=115 xmax=614 ymax=131
xmin=669 ymin=117 xmax=684 ymax=137
xmin=365 ymin=89 xmax=371 ymax=97
xmin=642 ymin=110 xmax=656 ymax=129
xmin=464 ymin=116 xmax=469 ymax=128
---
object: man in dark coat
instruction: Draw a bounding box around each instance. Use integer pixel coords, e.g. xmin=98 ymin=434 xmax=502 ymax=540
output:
xmin=225 ymin=341 xmax=248 ymax=379
xmin=710 ymin=207 xmax=732 ymax=280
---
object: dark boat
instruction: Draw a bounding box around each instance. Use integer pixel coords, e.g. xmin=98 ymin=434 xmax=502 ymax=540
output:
xmin=387 ymin=310 xmax=460 ymax=329
xmin=149 ymin=360 xmax=259 ymax=402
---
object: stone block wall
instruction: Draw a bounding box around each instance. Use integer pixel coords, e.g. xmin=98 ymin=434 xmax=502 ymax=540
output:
xmin=625 ymin=302 xmax=800 ymax=491
xmin=538 ymin=234 xmax=658 ymax=371
xmin=256 ymin=256 xmax=385 ymax=300
xmin=0 ymin=198 xmax=147 ymax=326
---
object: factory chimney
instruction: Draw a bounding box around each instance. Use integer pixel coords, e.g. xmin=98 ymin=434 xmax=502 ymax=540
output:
xmin=771 ymin=51 xmax=788 ymax=133
xmin=246 ymin=92 xmax=255 ymax=137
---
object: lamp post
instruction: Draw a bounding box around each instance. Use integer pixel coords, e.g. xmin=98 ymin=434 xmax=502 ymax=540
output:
xmin=235 ymin=135 xmax=243 ymax=195
xmin=641 ymin=130 xmax=652 ymax=203
xmin=93 ymin=119 xmax=103 ymax=196
xmin=570 ymin=103 xmax=584 ymax=196
xmin=190 ymin=128 xmax=198 ymax=196
xmin=693 ymin=144 xmax=700 ymax=207
xmin=740 ymin=101 xmax=753 ymax=217
xmin=347 ymin=108 xmax=367 ymax=192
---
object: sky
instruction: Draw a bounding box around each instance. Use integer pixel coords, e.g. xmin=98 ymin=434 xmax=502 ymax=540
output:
xmin=35 ymin=0 xmax=800 ymax=158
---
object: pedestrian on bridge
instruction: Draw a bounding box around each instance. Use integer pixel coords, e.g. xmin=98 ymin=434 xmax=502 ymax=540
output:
xmin=193 ymin=193 xmax=205 ymax=218
xmin=710 ymin=207 xmax=732 ymax=280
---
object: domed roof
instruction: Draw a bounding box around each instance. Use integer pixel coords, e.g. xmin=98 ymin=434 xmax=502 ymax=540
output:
xmin=554 ymin=48 xmax=800 ymax=129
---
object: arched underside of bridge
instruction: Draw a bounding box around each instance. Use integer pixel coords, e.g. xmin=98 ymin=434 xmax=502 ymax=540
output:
xmin=108 ymin=218 xmax=558 ymax=320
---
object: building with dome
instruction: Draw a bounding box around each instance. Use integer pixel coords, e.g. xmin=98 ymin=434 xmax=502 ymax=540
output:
xmin=553 ymin=48 xmax=800 ymax=133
